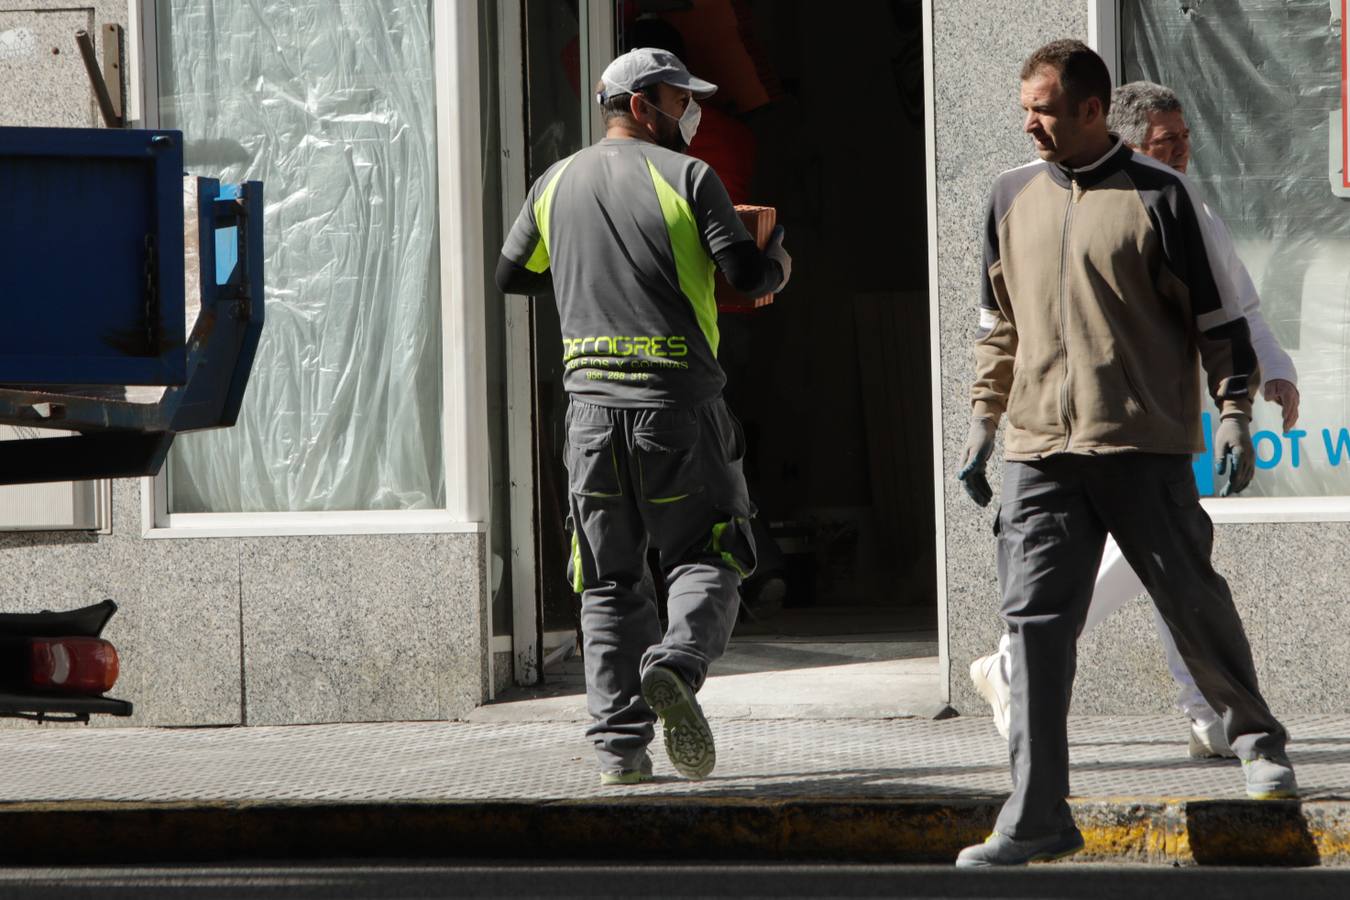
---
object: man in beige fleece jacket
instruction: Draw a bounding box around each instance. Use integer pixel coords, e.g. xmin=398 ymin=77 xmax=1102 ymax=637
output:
xmin=953 ymin=40 xmax=1296 ymax=869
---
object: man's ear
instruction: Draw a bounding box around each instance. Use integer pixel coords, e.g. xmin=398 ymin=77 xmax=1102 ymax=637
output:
xmin=629 ymin=92 xmax=649 ymax=125
xmin=1080 ymin=95 xmax=1104 ymax=125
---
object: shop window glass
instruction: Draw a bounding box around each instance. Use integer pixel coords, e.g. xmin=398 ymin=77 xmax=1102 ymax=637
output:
xmin=1123 ymin=0 xmax=1349 ymax=498
xmin=156 ymin=0 xmax=444 ymax=512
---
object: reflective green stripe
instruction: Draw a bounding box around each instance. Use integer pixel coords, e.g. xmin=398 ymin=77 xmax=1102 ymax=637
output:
xmin=649 ymin=494 xmax=691 ymax=504
xmin=709 ymin=517 xmax=750 ymax=577
xmin=571 ymin=531 xmax=584 ymax=594
xmin=524 ymin=237 xmax=550 ymax=274
xmin=528 ymin=156 xmax=576 ymax=274
xmin=646 ymin=159 xmax=719 ymax=357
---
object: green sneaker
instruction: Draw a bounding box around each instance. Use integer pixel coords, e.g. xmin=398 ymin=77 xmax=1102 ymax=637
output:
xmin=599 ymin=752 xmax=655 ymax=786
xmin=641 ymin=665 xmax=715 ymax=779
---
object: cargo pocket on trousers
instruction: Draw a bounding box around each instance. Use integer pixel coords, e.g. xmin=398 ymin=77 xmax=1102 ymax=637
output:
xmin=566 ymin=421 xmax=623 ymax=498
xmin=633 ymin=414 xmax=704 ymax=506
xmin=1166 ymin=476 xmax=1200 ymax=508
xmin=711 ymin=402 xmax=747 ymax=464
xmin=707 ymin=514 xmax=758 ymax=579
xmin=1166 ymin=475 xmax=1213 ymax=558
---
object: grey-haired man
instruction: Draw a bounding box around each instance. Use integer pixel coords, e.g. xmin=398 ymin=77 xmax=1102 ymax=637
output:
xmin=495 ymin=48 xmax=791 ymax=785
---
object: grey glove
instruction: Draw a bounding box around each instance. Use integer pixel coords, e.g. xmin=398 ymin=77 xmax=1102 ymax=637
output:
xmin=1214 ymin=413 xmax=1255 ymax=497
xmin=957 ymin=416 xmax=997 ymax=507
xmin=764 ymin=224 xmax=792 ymax=293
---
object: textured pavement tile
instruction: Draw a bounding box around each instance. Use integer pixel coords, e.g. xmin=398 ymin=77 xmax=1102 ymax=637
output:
xmin=0 ymin=715 xmax=1342 ymax=804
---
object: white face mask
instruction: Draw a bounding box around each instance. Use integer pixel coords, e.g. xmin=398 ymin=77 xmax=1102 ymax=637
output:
xmin=643 ymin=97 xmax=701 ymax=147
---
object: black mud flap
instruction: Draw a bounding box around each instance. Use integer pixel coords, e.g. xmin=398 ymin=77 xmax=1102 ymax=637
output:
xmin=0 ymin=691 xmax=132 ymax=722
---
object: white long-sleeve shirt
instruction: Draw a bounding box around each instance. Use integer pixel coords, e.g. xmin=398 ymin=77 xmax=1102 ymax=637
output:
xmin=1203 ymin=202 xmax=1298 ymax=386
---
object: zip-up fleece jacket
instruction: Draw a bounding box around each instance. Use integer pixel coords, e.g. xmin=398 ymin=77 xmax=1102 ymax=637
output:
xmin=971 ymin=137 xmax=1259 ymax=460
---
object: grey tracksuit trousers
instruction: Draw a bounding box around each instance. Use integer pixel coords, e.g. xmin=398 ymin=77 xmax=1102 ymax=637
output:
xmin=565 ymin=397 xmax=757 ymax=773
xmin=995 ymin=452 xmax=1288 ymax=839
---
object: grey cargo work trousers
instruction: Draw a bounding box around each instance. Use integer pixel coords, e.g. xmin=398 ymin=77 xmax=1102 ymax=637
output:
xmin=995 ymin=452 xmax=1288 ymax=839
xmin=565 ymin=397 xmax=757 ymax=772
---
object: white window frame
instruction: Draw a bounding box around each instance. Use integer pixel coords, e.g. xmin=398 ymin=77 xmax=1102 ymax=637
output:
xmin=921 ymin=0 xmax=951 ymax=706
xmin=1093 ymin=0 xmax=1350 ymax=524
xmin=133 ymin=0 xmax=490 ymax=539
xmin=497 ymin=0 xmax=614 ymax=679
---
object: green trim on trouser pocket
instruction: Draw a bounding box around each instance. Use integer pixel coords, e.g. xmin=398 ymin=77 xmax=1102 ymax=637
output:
xmin=709 ymin=516 xmax=751 ymax=577
xmin=571 ymin=531 xmax=585 ymax=594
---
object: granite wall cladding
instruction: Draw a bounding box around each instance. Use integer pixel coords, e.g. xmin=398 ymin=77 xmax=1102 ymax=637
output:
xmin=238 ymin=530 xmax=490 ymax=726
xmin=933 ymin=1 xmax=1340 ymax=720
xmin=0 ymin=0 xmax=117 ymax=129
xmin=0 ymin=481 xmax=241 ymax=727
xmin=0 ymin=479 xmax=492 ymax=726
xmin=935 ymin=0 xmax=1093 ymax=715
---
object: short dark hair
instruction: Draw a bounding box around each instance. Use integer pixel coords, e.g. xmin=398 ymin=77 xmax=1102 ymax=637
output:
xmin=1020 ymin=39 xmax=1112 ymax=117
xmin=596 ymin=82 xmax=659 ymax=126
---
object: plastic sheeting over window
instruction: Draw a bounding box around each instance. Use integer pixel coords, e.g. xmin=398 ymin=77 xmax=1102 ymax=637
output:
xmin=1123 ymin=0 xmax=1350 ymax=498
xmin=156 ymin=0 xmax=444 ymax=512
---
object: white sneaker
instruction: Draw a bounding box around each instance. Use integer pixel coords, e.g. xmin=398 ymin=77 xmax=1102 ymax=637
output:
xmin=970 ymin=651 xmax=1010 ymax=740
xmin=1188 ymin=717 xmax=1236 ymax=759
xmin=1243 ymin=756 xmax=1298 ymax=800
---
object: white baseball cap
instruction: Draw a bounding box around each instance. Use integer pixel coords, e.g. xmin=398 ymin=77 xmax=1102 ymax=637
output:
xmin=596 ymin=47 xmax=718 ymax=104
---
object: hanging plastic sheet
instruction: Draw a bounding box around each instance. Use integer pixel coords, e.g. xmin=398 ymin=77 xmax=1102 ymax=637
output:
xmin=157 ymin=0 xmax=443 ymax=512
xmin=1123 ymin=0 xmax=1350 ymax=497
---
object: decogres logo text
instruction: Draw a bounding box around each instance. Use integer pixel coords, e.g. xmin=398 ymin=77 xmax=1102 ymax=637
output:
xmin=561 ymin=335 xmax=688 ymax=359
xmin=1192 ymin=411 xmax=1350 ymax=495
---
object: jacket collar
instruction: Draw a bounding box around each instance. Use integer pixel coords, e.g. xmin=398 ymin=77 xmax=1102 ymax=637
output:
xmin=1045 ymin=135 xmax=1131 ymax=189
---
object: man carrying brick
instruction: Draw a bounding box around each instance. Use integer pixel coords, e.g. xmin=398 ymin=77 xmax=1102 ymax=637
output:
xmin=495 ymin=47 xmax=790 ymax=786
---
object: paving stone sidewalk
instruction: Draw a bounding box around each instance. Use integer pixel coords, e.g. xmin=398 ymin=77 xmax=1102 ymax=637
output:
xmin=1 ymin=715 xmax=1347 ymax=867
xmin=0 ymin=714 xmax=1346 ymax=803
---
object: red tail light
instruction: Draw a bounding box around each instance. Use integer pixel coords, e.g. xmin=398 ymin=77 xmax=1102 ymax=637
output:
xmin=28 ymin=638 xmax=120 ymax=694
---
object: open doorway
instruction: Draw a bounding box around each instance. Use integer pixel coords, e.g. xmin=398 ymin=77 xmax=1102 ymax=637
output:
xmin=495 ymin=0 xmax=938 ymax=716
xmin=613 ymin=1 xmax=937 ymax=707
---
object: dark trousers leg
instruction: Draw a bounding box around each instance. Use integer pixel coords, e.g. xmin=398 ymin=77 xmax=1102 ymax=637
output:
xmin=636 ymin=399 xmax=757 ymax=691
xmin=566 ymin=403 xmax=660 ymax=772
xmin=1085 ymin=454 xmax=1287 ymax=761
xmin=995 ymin=458 xmax=1107 ymax=839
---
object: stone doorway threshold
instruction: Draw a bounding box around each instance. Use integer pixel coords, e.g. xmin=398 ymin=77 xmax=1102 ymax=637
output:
xmin=471 ymin=606 xmax=941 ymax=723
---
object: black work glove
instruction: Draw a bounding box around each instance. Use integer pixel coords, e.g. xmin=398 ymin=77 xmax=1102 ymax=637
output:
xmin=1214 ymin=413 xmax=1255 ymax=497
xmin=957 ymin=417 xmax=997 ymax=507
xmin=764 ymin=225 xmax=792 ymax=292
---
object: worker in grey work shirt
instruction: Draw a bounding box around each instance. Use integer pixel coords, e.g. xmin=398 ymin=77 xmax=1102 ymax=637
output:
xmin=495 ymin=47 xmax=791 ymax=785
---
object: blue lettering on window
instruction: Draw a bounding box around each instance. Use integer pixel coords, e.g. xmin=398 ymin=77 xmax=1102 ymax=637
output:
xmin=1193 ymin=411 xmax=1216 ymax=496
xmin=1286 ymin=430 xmax=1306 ymax=468
xmin=1253 ymin=431 xmax=1283 ymax=469
xmin=1323 ymin=428 xmax=1350 ymax=466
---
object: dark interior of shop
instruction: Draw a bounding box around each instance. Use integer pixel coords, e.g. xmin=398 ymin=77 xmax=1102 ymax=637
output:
xmin=526 ymin=0 xmax=935 ymax=645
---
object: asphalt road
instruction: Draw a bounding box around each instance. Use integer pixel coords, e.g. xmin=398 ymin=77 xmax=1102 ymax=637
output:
xmin=0 ymin=863 xmax=1348 ymax=899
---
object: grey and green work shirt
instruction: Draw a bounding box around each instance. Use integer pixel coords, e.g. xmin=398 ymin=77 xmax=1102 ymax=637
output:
xmin=502 ymin=138 xmax=753 ymax=407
